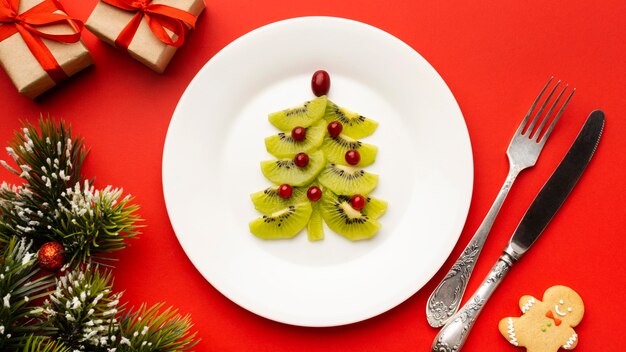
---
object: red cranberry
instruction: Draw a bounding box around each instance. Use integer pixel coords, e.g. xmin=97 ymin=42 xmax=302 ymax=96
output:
xmin=311 ymin=70 xmax=330 ymax=97
xmin=291 ymin=126 xmax=306 ymax=141
xmin=277 ymin=184 xmax=292 ymax=199
xmin=350 ymin=195 xmax=366 ymax=210
xmin=294 ymin=152 xmax=309 ymax=168
xmin=345 ymin=150 xmax=360 ymax=165
xmin=307 ymin=186 xmax=322 ymax=201
xmin=327 ymin=121 xmax=343 ymax=137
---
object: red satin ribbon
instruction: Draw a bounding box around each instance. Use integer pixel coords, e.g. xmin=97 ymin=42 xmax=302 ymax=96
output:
xmin=0 ymin=0 xmax=84 ymax=83
xmin=101 ymin=0 xmax=197 ymax=50
xmin=546 ymin=310 xmax=562 ymax=326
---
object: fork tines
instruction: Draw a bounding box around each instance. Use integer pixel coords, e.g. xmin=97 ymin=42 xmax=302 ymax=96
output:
xmin=519 ymin=77 xmax=575 ymax=144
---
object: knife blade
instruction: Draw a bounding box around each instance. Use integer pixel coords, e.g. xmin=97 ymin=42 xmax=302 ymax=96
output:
xmin=432 ymin=110 xmax=604 ymax=352
xmin=505 ymin=110 xmax=604 ymax=258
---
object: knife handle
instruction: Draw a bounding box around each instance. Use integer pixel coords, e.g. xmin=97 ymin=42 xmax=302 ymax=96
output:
xmin=431 ymin=253 xmax=514 ymax=352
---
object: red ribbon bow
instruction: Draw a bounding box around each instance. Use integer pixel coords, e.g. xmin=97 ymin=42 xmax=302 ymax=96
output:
xmin=0 ymin=0 xmax=84 ymax=83
xmin=546 ymin=310 xmax=562 ymax=326
xmin=102 ymin=0 xmax=197 ymax=50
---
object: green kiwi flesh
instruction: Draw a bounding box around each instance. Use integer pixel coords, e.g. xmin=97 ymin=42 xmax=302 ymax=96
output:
xmin=324 ymin=100 xmax=378 ymax=139
xmin=261 ymin=150 xmax=326 ymax=186
xmin=321 ymin=134 xmax=378 ymax=167
xmin=307 ymin=204 xmax=324 ymax=241
xmin=320 ymin=191 xmax=380 ymax=240
xmin=318 ymin=164 xmax=378 ymax=195
xmin=249 ymin=202 xmax=312 ymax=239
xmin=362 ymin=196 xmax=387 ymax=219
xmin=268 ymin=96 xmax=328 ymax=131
xmin=264 ymin=120 xmax=325 ymax=158
xmin=250 ymin=186 xmax=308 ymax=214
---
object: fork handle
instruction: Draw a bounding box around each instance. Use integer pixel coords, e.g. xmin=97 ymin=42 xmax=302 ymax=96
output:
xmin=426 ymin=167 xmax=520 ymax=327
xmin=431 ymin=253 xmax=514 ymax=352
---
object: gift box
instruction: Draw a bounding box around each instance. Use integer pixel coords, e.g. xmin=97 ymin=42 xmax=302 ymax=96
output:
xmin=86 ymin=0 xmax=204 ymax=73
xmin=0 ymin=0 xmax=93 ymax=99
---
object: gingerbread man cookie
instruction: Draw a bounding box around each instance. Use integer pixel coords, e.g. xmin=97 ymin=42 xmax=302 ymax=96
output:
xmin=498 ymin=285 xmax=584 ymax=352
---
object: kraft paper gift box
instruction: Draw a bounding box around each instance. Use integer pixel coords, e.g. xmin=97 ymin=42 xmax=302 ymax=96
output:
xmin=85 ymin=0 xmax=205 ymax=73
xmin=0 ymin=0 xmax=93 ymax=99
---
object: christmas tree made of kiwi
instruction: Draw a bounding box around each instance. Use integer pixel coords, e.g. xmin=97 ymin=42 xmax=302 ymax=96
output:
xmin=249 ymin=71 xmax=387 ymax=241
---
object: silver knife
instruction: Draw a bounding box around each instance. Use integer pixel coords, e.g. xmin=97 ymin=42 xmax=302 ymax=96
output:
xmin=431 ymin=110 xmax=604 ymax=352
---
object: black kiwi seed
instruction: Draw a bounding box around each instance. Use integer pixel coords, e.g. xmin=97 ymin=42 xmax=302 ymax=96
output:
xmin=337 ymin=195 xmax=351 ymax=202
xmin=262 ymin=206 xmax=296 ymax=224
xmin=264 ymin=187 xmax=281 ymax=199
xmin=277 ymin=132 xmax=295 ymax=143
xmin=329 ymin=164 xmax=365 ymax=180
xmin=286 ymin=101 xmax=310 ymax=117
xmin=338 ymin=195 xmax=373 ymax=217
xmin=333 ymin=200 xmax=368 ymax=225
xmin=278 ymin=127 xmax=309 ymax=144
xmin=332 ymin=107 xmax=366 ymax=126
xmin=277 ymin=133 xmax=298 ymax=143
xmin=329 ymin=136 xmax=361 ymax=149
xmin=276 ymin=160 xmax=294 ymax=169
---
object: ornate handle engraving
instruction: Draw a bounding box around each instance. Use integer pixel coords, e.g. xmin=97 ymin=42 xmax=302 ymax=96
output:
xmin=431 ymin=256 xmax=513 ymax=352
xmin=426 ymin=169 xmax=519 ymax=327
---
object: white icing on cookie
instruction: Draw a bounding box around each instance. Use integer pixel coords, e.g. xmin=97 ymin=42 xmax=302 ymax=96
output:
xmin=507 ymin=317 xmax=518 ymax=346
xmin=563 ymin=333 xmax=578 ymax=349
xmin=555 ymin=305 xmax=567 ymax=316
xmin=521 ymin=297 xmax=535 ymax=313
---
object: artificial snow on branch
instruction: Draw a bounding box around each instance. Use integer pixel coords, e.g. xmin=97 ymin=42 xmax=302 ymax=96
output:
xmin=0 ymin=118 xmax=197 ymax=351
xmin=0 ymin=118 xmax=141 ymax=266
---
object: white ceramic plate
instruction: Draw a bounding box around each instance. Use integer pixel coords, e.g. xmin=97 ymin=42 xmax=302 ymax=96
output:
xmin=163 ymin=17 xmax=473 ymax=327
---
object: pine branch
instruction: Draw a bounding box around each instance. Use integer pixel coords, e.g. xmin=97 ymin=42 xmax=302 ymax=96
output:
xmin=3 ymin=118 xmax=86 ymax=214
xmin=114 ymin=303 xmax=199 ymax=352
xmin=53 ymin=183 xmax=141 ymax=264
xmin=0 ymin=117 xmax=87 ymax=244
xmin=22 ymin=335 xmax=71 ymax=352
xmin=34 ymin=266 xmax=199 ymax=352
xmin=0 ymin=184 xmax=23 ymax=243
xmin=0 ymin=237 xmax=54 ymax=350
xmin=33 ymin=266 xmax=122 ymax=351
xmin=0 ymin=117 xmax=141 ymax=266
xmin=0 ymin=119 xmax=198 ymax=351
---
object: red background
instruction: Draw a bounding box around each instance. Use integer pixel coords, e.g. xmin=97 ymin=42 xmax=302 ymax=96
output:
xmin=1 ymin=0 xmax=625 ymax=351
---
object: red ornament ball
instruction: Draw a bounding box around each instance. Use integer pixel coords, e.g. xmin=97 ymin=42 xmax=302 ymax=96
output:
xmin=277 ymin=184 xmax=293 ymax=199
xmin=345 ymin=149 xmax=361 ymax=165
xmin=38 ymin=242 xmax=65 ymax=271
xmin=311 ymin=70 xmax=331 ymax=97
xmin=291 ymin=126 xmax=306 ymax=141
xmin=307 ymin=186 xmax=322 ymax=201
xmin=327 ymin=121 xmax=343 ymax=137
xmin=350 ymin=194 xmax=367 ymax=211
xmin=294 ymin=152 xmax=309 ymax=168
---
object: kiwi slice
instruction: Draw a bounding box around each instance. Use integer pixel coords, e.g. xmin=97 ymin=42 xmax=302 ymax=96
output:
xmin=321 ymin=134 xmax=378 ymax=167
xmin=261 ymin=150 xmax=325 ymax=186
xmin=324 ymin=100 xmax=378 ymax=139
xmin=250 ymin=186 xmax=308 ymax=214
xmin=307 ymin=204 xmax=324 ymax=241
xmin=269 ymin=96 xmax=328 ymax=131
xmin=320 ymin=191 xmax=380 ymax=240
xmin=318 ymin=164 xmax=378 ymax=195
xmin=264 ymin=120 xmax=325 ymax=158
xmin=249 ymin=202 xmax=312 ymax=239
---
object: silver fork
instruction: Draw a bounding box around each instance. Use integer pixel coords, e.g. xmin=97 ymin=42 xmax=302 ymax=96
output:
xmin=426 ymin=77 xmax=575 ymax=328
